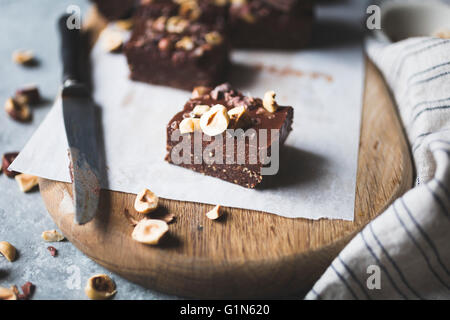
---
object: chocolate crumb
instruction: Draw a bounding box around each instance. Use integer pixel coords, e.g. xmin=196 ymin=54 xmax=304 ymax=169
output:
xmin=47 ymin=246 xmax=57 ymax=257
xmin=18 ymin=282 xmax=34 ymax=300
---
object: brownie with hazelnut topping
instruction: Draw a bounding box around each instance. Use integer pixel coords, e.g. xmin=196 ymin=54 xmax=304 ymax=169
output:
xmin=135 ymin=0 xmax=229 ymax=28
xmin=229 ymin=0 xmax=314 ymax=49
xmin=91 ymin=0 xmax=137 ymax=20
xmin=165 ymin=83 xmax=294 ymax=188
xmin=124 ymin=11 xmax=230 ymax=90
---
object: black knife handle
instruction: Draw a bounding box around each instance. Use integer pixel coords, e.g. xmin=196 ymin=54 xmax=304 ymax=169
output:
xmin=58 ymin=14 xmax=81 ymax=85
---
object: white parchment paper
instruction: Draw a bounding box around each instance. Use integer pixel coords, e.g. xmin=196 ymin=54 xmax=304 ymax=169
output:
xmin=11 ymin=3 xmax=365 ymax=220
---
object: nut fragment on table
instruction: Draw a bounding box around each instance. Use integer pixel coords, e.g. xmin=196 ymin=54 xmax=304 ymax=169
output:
xmin=10 ymin=285 xmax=19 ymax=297
xmin=2 ymin=152 xmax=19 ymax=178
xmin=101 ymin=29 xmax=123 ymax=53
xmin=85 ymin=274 xmax=117 ymax=300
xmin=0 ymin=287 xmax=17 ymax=300
xmin=0 ymin=241 xmax=16 ymax=262
xmin=12 ymin=50 xmax=35 ymax=65
xmin=15 ymin=85 xmax=41 ymax=105
xmin=4 ymin=97 xmax=31 ymax=122
xmin=199 ymin=104 xmax=230 ymax=136
xmin=206 ymin=205 xmax=223 ymax=220
xmin=15 ymin=173 xmax=38 ymax=192
xmin=47 ymin=246 xmax=57 ymax=257
xmin=179 ymin=117 xmax=201 ymax=134
xmin=41 ymin=230 xmax=65 ymax=242
xmin=262 ymin=90 xmax=278 ymax=113
xmin=132 ymin=219 xmax=168 ymax=245
xmin=134 ymin=188 xmax=159 ymax=214
xmin=18 ymin=282 xmax=34 ymax=300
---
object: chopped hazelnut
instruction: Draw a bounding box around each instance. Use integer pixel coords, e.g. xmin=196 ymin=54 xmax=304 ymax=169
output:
xmin=2 ymin=152 xmax=19 ymax=178
xmin=179 ymin=0 xmax=201 ymax=20
xmin=262 ymin=90 xmax=278 ymax=113
xmin=179 ymin=117 xmax=201 ymax=134
xmin=192 ymin=46 xmax=205 ymax=57
xmin=204 ymin=31 xmax=223 ymax=46
xmin=15 ymin=85 xmax=41 ymax=105
xmin=199 ymin=104 xmax=230 ymax=136
xmin=15 ymin=173 xmax=38 ymax=192
xmin=206 ymin=205 xmax=223 ymax=220
xmin=158 ymin=38 xmax=172 ymax=51
xmin=134 ymin=188 xmax=159 ymax=214
xmin=192 ymin=104 xmax=210 ymax=117
xmin=41 ymin=230 xmax=65 ymax=242
xmin=0 ymin=287 xmax=17 ymax=300
xmin=4 ymin=97 xmax=31 ymax=122
xmin=175 ymin=36 xmax=194 ymax=51
xmin=191 ymin=86 xmax=211 ymax=99
xmin=101 ymin=29 xmax=123 ymax=53
xmin=85 ymin=274 xmax=117 ymax=300
xmin=116 ymin=19 xmax=134 ymax=30
xmin=152 ymin=16 xmax=167 ymax=32
xmin=228 ymin=106 xmax=252 ymax=129
xmin=0 ymin=241 xmax=16 ymax=262
xmin=166 ymin=16 xmax=189 ymax=34
xmin=12 ymin=50 xmax=35 ymax=65
xmin=132 ymin=219 xmax=169 ymax=245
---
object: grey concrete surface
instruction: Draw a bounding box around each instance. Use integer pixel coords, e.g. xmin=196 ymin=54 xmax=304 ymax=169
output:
xmin=0 ymin=0 xmax=174 ymax=300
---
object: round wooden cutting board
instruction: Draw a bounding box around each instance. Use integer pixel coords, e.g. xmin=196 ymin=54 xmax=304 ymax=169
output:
xmin=38 ymin=8 xmax=413 ymax=299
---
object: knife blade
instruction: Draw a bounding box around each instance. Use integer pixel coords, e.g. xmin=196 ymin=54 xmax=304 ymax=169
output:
xmin=59 ymin=14 xmax=101 ymax=225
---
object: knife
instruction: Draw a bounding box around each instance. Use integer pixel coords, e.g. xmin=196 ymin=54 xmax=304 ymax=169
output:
xmin=58 ymin=14 xmax=101 ymax=225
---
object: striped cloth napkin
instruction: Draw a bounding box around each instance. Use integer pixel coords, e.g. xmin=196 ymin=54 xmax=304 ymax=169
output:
xmin=305 ymin=37 xmax=450 ymax=300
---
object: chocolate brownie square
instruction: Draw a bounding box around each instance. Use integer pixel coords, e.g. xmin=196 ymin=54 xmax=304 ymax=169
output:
xmin=165 ymin=83 xmax=294 ymax=188
xmin=229 ymin=0 xmax=314 ymax=49
xmin=91 ymin=0 xmax=137 ymax=20
xmin=124 ymin=12 xmax=230 ymax=90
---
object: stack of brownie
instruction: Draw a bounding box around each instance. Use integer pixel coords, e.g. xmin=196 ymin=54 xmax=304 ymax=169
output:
xmin=92 ymin=0 xmax=314 ymax=89
xmin=124 ymin=0 xmax=230 ymax=90
xmin=90 ymin=0 xmax=307 ymax=187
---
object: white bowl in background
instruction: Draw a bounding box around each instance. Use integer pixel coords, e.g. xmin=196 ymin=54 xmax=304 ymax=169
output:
xmin=375 ymin=0 xmax=450 ymax=42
